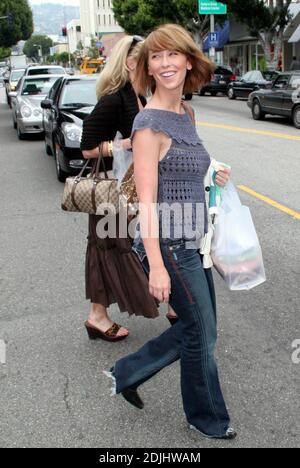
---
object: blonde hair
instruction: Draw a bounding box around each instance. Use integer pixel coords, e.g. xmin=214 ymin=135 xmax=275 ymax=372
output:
xmin=96 ymin=36 xmax=142 ymax=98
xmin=135 ymin=24 xmax=215 ymax=95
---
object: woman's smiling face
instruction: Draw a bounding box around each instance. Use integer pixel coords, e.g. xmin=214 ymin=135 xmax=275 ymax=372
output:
xmin=148 ymin=49 xmax=192 ymax=92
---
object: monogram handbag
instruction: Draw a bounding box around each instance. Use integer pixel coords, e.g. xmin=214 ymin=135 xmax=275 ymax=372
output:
xmin=61 ymin=143 xmax=119 ymax=215
xmin=119 ymin=163 xmax=138 ymax=216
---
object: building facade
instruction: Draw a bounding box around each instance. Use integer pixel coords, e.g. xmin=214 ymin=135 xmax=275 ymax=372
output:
xmin=220 ymin=1 xmax=300 ymax=74
xmin=79 ymin=0 xmax=123 ymax=42
xmin=67 ymin=19 xmax=82 ymax=54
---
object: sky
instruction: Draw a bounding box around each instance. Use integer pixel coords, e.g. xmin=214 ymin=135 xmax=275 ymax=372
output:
xmin=29 ymin=0 xmax=80 ymax=5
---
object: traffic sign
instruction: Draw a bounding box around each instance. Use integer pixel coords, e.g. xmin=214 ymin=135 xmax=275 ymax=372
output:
xmin=198 ymin=1 xmax=227 ymax=15
xmin=208 ymin=31 xmax=220 ymax=47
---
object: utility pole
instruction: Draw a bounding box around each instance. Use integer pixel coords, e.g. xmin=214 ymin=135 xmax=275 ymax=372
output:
xmin=209 ymin=14 xmax=215 ymax=62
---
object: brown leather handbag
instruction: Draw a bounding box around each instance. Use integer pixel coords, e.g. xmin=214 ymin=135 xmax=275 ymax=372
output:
xmin=61 ymin=143 xmax=119 ymax=215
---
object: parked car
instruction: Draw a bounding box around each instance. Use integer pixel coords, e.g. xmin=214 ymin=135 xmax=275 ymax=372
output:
xmin=9 ymin=74 xmax=64 ymax=139
xmin=24 ymin=65 xmax=67 ymax=77
xmin=227 ymin=70 xmax=279 ymax=100
xmin=247 ymin=71 xmax=300 ymax=129
xmin=5 ymin=68 xmax=25 ymax=106
xmin=41 ymin=75 xmax=97 ymax=181
xmin=199 ymin=65 xmax=236 ymax=96
xmin=65 ymin=67 xmax=75 ymax=76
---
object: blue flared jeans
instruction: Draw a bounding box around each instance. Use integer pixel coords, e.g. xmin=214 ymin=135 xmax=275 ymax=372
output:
xmin=113 ymin=240 xmax=231 ymax=437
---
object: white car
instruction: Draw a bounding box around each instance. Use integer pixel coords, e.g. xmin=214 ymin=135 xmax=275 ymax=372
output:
xmin=24 ymin=64 xmax=67 ymax=77
xmin=10 ymin=74 xmax=64 ymax=139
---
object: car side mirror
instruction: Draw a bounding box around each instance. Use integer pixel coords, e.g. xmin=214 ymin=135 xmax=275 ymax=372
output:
xmin=41 ymin=99 xmax=52 ymax=109
xmin=8 ymin=91 xmax=17 ymax=98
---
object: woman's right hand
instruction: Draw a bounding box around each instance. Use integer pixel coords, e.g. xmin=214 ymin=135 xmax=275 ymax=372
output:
xmin=149 ymin=266 xmax=171 ymax=303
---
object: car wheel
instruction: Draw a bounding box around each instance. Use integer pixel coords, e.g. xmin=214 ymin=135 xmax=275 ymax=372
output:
xmin=292 ymin=105 xmax=300 ymax=129
xmin=227 ymin=87 xmax=236 ymax=100
xmin=45 ymin=139 xmax=53 ymax=156
xmin=252 ymin=99 xmax=265 ymax=120
xmin=54 ymin=144 xmax=68 ymax=182
xmin=17 ymin=123 xmax=25 ymax=140
xmin=199 ymin=88 xmax=206 ymax=96
xmin=211 ymin=91 xmax=217 ymax=96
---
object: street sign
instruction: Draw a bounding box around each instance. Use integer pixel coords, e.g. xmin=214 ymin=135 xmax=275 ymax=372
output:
xmin=208 ymin=31 xmax=219 ymax=47
xmin=198 ymin=0 xmax=227 ymax=15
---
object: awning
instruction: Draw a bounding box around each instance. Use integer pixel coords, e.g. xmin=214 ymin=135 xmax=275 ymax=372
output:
xmin=203 ymin=20 xmax=230 ymax=52
xmin=289 ymin=24 xmax=300 ymax=43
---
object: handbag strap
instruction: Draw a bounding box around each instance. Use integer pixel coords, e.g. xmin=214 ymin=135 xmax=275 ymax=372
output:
xmin=95 ymin=142 xmax=109 ymax=179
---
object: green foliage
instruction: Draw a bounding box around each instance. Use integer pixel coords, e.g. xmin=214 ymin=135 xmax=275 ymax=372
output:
xmin=59 ymin=52 xmax=69 ymax=65
xmin=87 ymin=36 xmax=100 ymax=59
xmin=112 ymin=0 xmax=226 ymax=40
xmin=0 ymin=0 xmax=33 ymax=48
xmin=0 ymin=46 xmax=11 ymax=59
xmin=23 ymin=35 xmax=53 ymax=59
xmin=222 ymin=0 xmax=291 ymax=36
xmin=112 ymin=0 xmax=198 ymax=35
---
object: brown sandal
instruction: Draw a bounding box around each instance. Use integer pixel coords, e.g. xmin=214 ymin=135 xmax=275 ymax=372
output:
xmin=85 ymin=321 xmax=129 ymax=342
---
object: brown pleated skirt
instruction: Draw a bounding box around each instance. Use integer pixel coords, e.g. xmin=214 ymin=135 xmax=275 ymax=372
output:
xmin=85 ymin=214 xmax=159 ymax=319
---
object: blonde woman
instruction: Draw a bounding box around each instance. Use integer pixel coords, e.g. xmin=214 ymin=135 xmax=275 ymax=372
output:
xmin=105 ymin=25 xmax=236 ymax=440
xmin=81 ymin=35 xmax=159 ymax=341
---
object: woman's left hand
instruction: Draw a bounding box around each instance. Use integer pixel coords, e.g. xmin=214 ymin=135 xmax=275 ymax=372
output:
xmin=121 ymin=138 xmax=132 ymax=151
xmin=215 ymin=167 xmax=231 ymax=187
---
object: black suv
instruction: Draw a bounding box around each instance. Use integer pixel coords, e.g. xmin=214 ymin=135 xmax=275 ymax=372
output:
xmin=199 ymin=65 xmax=236 ymax=96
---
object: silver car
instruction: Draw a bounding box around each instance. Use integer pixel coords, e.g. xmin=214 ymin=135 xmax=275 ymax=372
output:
xmin=10 ymin=74 xmax=64 ymax=139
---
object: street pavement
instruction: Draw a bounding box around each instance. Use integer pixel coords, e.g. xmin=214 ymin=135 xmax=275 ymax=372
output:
xmin=0 ymin=86 xmax=299 ymax=448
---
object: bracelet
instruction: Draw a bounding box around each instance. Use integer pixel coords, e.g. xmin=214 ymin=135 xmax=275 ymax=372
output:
xmin=107 ymin=140 xmax=114 ymax=157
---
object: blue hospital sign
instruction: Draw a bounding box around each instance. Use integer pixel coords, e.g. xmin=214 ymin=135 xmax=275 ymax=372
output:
xmin=208 ymin=32 xmax=220 ymax=47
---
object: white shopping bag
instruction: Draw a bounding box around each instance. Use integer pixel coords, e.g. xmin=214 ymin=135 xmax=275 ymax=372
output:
xmin=112 ymin=131 xmax=133 ymax=189
xmin=211 ymin=182 xmax=266 ymax=290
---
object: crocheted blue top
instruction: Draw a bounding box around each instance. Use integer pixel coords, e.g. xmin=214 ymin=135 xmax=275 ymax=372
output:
xmin=132 ymin=108 xmax=211 ymax=242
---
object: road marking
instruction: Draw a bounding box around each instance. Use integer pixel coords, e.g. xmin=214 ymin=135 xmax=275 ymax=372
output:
xmin=196 ymin=121 xmax=300 ymax=141
xmin=238 ymin=185 xmax=300 ymax=220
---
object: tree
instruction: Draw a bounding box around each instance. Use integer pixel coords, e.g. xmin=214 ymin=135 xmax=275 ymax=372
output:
xmin=59 ymin=52 xmax=69 ymax=66
xmin=112 ymin=0 xmax=226 ymax=47
xmin=222 ymin=0 xmax=292 ymax=70
xmin=87 ymin=37 xmax=100 ymax=59
xmin=0 ymin=47 xmax=11 ymax=60
xmin=0 ymin=0 xmax=33 ymax=48
xmin=23 ymin=35 xmax=53 ymax=60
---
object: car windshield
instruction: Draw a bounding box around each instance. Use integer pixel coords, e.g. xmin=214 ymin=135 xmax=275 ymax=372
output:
xmin=27 ymin=67 xmax=65 ymax=76
xmin=262 ymin=71 xmax=277 ymax=81
xmin=21 ymin=77 xmax=60 ymax=95
xmin=11 ymin=70 xmax=25 ymax=81
xmin=86 ymin=63 xmax=98 ymax=69
xmin=59 ymin=80 xmax=97 ymax=108
xmin=215 ymin=67 xmax=232 ymax=75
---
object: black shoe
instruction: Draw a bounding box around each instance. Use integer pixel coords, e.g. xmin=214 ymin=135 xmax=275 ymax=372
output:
xmin=190 ymin=425 xmax=237 ymax=440
xmin=121 ymin=388 xmax=144 ymax=409
xmin=220 ymin=428 xmax=237 ymax=440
